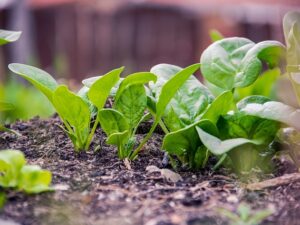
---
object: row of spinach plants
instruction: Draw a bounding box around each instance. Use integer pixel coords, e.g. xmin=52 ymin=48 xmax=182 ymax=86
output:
xmin=4 ymin=11 xmax=300 ymax=181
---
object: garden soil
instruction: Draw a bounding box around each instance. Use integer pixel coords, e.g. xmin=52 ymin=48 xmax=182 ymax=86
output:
xmin=0 ymin=116 xmax=300 ymax=225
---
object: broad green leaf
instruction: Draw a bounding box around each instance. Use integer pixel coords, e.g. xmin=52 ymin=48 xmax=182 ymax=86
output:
xmin=53 ymin=85 xmax=90 ymax=149
xmin=88 ymin=67 xmax=123 ymax=109
xmin=252 ymin=119 xmax=280 ymax=143
xmin=19 ymin=165 xmax=53 ymax=194
xmin=201 ymin=91 xmax=234 ymax=124
xmin=283 ymin=11 xmax=300 ymax=65
xmin=235 ymin=68 xmax=281 ymax=101
xmin=115 ymin=72 xmax=157 ymax=102
xmin=107 ymin=130 xmax=130 ymax=146
xmin=114 ymin=85 xmax=147 ymax=130
xmin=130 ymin=64 xmax=202 ymax=160
xmin=162 ymin=119 xmax=217 ymax=168
xmin=0 ymin=101 xmax=14 ymax=111
xmin=196 ymin=127 xmax=263 ymax=155
xmin=8 ymin=63 xmax=58 ymax=102
xmin=0 ymin=150 xmax=26 ymax=188
xmin=156 ymin=63 xmax=201 ymax=118
xmin=200 ymin=37 xmax=285 ymax=90
xmin=0 ymin=29 xmax=21 ymax=45
xmin=83 ymin=77 xmax=124 ymax=97
xmin=218 ymin=110 xmax=279 ymax=143
xmin=237 ymin=95 xmax=271 ymax=110
xmin=98 ymin=108 xmax=129 ymax=136
xmin=239 ymin=100 xmax=300 ymax=130
xmin=150 ymin=64 xmax=213 ymax=131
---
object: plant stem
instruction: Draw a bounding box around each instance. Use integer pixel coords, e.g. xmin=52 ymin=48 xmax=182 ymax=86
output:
xmin=159 ymin=119 xmax=169 ymax=134
xmin=213 ymin=154 xmax=227 ymax=171
xmin=130 ymin=120 xmax=159 ymax=160
xmin=84 ymin=116 xmax=99 ymax=151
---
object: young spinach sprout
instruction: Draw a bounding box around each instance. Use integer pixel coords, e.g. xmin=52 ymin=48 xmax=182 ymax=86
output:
xmin=8 ymin=64 xmax=122 ymax=152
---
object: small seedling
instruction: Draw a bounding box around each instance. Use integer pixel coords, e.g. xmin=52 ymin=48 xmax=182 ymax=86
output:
xmin=217 ymin=203 xmax=274 ymax=225
xmin=8 ymin=64 xmax=122 ymax=151
xmin=0 ymin=149 xmax=53 ymax=194
xmin=90 ymin=69 xmax=156 ymax=159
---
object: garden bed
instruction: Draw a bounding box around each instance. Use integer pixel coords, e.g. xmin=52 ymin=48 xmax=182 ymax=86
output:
xmin=0 ymin=116 xmax=299 ymax=225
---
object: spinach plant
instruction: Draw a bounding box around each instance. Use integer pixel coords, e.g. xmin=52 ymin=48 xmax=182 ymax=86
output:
xmin=8 ymin=64 xmax=121 ymax=151
xmin=95 ymin=64 xmax=200 ymax=160
xmin=95 ymin=71 xmax=156 ymax=159
xmin=0 ymin=149 xmax=52 ymax=194
xmin=162 ymin=90 xmax=234 ymax=169
xmin=197 ymin=96 xmax=281 ymax=174
xmin=148 ymin=64 xmax=234 ymax=169
xmin=129 ymin=63 xmax=202 ymax=160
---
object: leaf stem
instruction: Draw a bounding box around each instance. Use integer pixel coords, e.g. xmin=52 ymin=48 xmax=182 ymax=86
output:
xmin=84 ymin=115 xmax=99 ymax=151
xmin=130 ymin=120 xmax=159 ymax=160
xmin=213 ymin=154 xmax=227 ymax=171
xmin=159 ymin=119 xmax=169 ymax=134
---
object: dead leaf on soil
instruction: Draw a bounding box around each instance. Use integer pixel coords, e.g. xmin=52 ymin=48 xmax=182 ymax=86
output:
xmin=146 ymin=165 xmax=183 ymax=183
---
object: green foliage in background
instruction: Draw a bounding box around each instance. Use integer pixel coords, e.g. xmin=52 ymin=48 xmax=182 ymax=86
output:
xmin=0 ymin=80 xmax=55 ymax=123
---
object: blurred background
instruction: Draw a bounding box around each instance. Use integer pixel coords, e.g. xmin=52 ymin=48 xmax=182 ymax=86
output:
xmin=0 ymin=0 xmax=300 ymax=122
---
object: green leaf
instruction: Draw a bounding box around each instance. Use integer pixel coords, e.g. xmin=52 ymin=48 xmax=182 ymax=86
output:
xmin=129 ymin=64 xmax=202 ymax=160
xmin=8 ymin=63 xmax=58 ymax=102
xmin=235 ymin=68 xmax=281 ymax=101
xmin=107 ymin=131 xmax=130 ymax=145
xmin=162 ymin=120 xmax=217 ymax=168
xmin=115 ymin=85 xmax=147 ymax=130
xmin=88 ymin=67 xmax=123 ymax=109
xmin=53 ymin=86 xmax=90 ymax=150
xmin=19 ymin=165 xmax=53 ymax=194
xmin=150 ymin=64 xmax=213 ymax=131
xmin=156 ymin=63 xmax=201 ymax=118
xmin=200 ymin=37 xmax=285 ymax=90
xmin=0 ymin=29 xmax=21 ymax=45
xmin=196 ymin=127 xmax=263 ymax=155
xmin=115 ymin=72 xmax=157 ymax=102
xmin=239 ymin=99 xmax=300 ymax=130
xmin=107 ymin=131 xmax=131 ymax=159
xmin=201 ymin=91 xmax=234 ymax=124
xmin=0 ymin=101 xmax=14 ymax=111
xmin=77 ymin=86 xmax=97 ymax=116
xmin=98 ymin=108 xmax=129 ymax=136
xmin=0 ymin=150 xmax=26 ymax=188
xmin=283 ymin=11 xmax=300 ymax=65
xmin=237 ymin=95 xmax=271 ymax=110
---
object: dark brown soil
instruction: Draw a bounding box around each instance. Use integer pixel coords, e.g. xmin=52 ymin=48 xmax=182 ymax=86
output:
xmin=0 ymin=116 xmax=299 ymax=225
